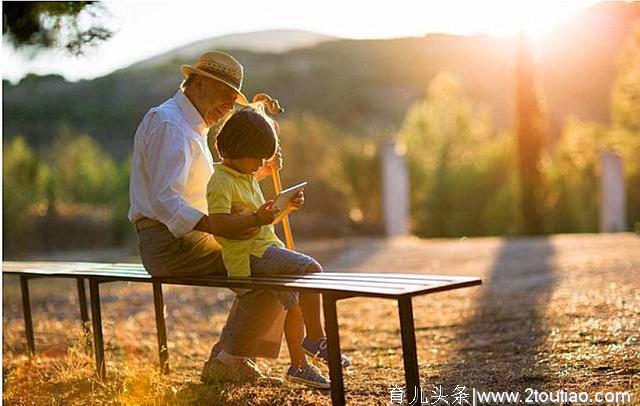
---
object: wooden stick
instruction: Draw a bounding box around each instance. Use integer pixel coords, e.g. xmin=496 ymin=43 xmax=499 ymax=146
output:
xmin=251 ymin=93 xmax=294 ymax=250
xmin=271 ymin=166 xmax=296 ymax=250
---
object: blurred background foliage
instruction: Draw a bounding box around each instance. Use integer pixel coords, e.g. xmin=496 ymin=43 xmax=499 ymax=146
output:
xmin=2 ymin=1 xmax=111 ymax=55
xmin=397 ymin=72 xmax=518 ymax=238
xmin=3 ymin=8 xmax=640 ymax=256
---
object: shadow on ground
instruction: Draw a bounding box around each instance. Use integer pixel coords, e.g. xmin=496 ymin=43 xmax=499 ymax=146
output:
xmin=433 ymin=237 xmax=557 ymax=393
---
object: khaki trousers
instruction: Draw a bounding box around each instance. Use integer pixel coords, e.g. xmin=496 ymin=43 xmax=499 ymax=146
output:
xmin=136 ymin=223 xmax=285 ymax=358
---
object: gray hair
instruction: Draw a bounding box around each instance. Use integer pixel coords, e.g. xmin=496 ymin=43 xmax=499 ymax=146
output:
xmin=180 ymin=74 xmax=199 ymax=91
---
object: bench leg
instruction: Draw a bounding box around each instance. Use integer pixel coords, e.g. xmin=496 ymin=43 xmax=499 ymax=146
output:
xmin=89 ymin=279 xmax=106 ymax=380
xmin=76 ymin=278 xmax=92 ymax=352
xmin=322 ymin=292 xmax=345 ymax=406
xmin=152 ymin=282 xmax=169 ymax=374
xmin=398 ymin=296 xmax=420 ymax=401
xmin=19 ymin=276 xmax=35 ymax=357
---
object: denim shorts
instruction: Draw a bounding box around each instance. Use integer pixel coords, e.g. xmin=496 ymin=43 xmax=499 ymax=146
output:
xmin=248 ymin=246 xmax=320 ymax=309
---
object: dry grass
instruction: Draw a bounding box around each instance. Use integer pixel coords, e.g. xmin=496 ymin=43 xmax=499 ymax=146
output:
xmin=3 ymin=234 xmax=640 ymax=405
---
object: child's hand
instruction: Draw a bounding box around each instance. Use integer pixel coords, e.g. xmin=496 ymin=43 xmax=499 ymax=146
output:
xmin=255 ymin=200 xmax=279 ymax=225
xmin=287 ymin=190 xmax=305 ymax=211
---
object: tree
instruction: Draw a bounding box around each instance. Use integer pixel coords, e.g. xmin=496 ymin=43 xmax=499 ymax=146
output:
xmin=611 ymin=23 xmax=640 ymax=132
xmin=515 ymin=33 xmax=547 ymax=235
xmin=3 ymin=136 xmax=48 ymax=252
xmin=2 ymin=2 xmax=111 ymax=55
xmin=542 ymin=118 xmax=603 ymax=233
xmin=610 ymin=22 xmax=640 ymax=230
xmin=397 ymin=72 xmax=517 ymax=237
xmin=49 ymin=126 xmax=119 ymax=205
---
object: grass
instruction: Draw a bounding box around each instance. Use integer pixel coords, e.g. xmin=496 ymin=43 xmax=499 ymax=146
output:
xmin=3 ymin=234 xmax=640 ymax=405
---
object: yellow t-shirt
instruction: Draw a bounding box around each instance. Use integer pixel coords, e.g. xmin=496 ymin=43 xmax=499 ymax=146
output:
xmin=207 ymin=163 xmax=284 ymax=277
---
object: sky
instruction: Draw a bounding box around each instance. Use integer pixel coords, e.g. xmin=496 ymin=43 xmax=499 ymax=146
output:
xmin=2 ymin=0 xmax=602 ymax=83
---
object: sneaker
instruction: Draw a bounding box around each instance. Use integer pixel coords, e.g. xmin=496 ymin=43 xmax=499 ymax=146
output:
xmin=285 ymin=364 xmax=331 ymax=389
xmin=302 ymin=337 xmax=351 ymax=367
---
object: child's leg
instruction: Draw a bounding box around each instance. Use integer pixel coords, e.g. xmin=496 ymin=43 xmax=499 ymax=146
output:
xmin=284 ymin=304 xmax=307 ymax=369
xmin=250 ymin=247 xmax=325 ymax=340
xmin=298 ymin=262 xmax=324 ymax=340
xmin=250 ymin=246 xmax=325 ymax=338
xmin=251 ymin=247 xmax=348 ymax=373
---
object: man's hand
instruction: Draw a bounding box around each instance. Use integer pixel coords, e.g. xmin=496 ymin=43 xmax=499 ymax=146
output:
xmin=254 ymin=146 xmax=283 ymax=180
xmin=267 ymin=147 xmax=283 ymax=171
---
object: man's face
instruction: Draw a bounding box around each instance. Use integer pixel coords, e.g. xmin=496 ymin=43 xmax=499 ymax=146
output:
xmin=199 ymin=79 xmax=239 ymax=127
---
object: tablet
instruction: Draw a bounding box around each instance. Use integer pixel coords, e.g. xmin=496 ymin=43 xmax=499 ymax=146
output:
xmin=273 ymin=181 xmax=307 ymax=212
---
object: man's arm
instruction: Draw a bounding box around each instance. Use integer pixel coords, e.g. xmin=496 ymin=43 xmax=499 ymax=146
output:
xmin=194 ymin=213 xmax=258 ymax=238
xmin=194 ymin=200 xmax=278 ymax=239
xmin=196 ymin=201 xmax=279 ymax=237
xmin=146 ymin=122 xmax=206 ymax=238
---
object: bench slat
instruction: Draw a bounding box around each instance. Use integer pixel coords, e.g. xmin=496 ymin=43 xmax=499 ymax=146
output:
xmin=4 ymin=266 xmax=475 ymax=290
xmin=5 ymin=262 xmax=470 ymax=284
xmin=3 ymin=261 xmax=481 ymax=298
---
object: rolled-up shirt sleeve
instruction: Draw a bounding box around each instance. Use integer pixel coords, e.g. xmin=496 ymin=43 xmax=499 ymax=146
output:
xmin=145 ymin=121 xmax=204 ymax=237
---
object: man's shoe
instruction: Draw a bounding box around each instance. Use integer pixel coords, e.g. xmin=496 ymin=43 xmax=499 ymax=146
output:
xmin=235 ymin=358 xmax=284 ymax=385
xmin=201 ymin=358 xmax=239 ymax=383
xmin=285 ymin=364 xmax=331 ymax=389
xmin=247 ymin=359 xmax=284 ymax=385
xmin=302 ymin=337 xmax=351 ymax=367
xmin=202 ymin=357 xmax=284 ymax=385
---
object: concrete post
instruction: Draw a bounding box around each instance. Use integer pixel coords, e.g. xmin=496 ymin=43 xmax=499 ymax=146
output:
xmin=381 ymin=140 xmax=409 ymax=236
xmin=600 ymin=151 xmax=626 ymax=232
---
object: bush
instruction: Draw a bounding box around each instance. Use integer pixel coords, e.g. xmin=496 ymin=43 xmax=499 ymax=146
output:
xmin=111 ymin=155 xmax=135 ymax=245
xmin=3 ymin=127 xmax=131 ymax=254
xmin=541 ymin=118 xmax=602 ymax=233
xmin=49 ymin=125 xmax=119 ymax=205
xmin=275 ymin=114 xmax=353 ymax=236
xmin=340 ymin=138 xmax=382 ymax=232
xmin=3 ymin=136 xmax=47 ymax=252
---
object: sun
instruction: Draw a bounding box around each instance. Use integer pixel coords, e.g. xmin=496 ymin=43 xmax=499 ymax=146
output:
xmin=517 ymin=1 xmax=600 ymax=46
xmin=444 ymin=0 xmax=600 ymax=45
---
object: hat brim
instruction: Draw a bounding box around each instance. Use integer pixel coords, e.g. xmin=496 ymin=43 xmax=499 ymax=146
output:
xmin=181 ymin=65 xmax=249 ymax=106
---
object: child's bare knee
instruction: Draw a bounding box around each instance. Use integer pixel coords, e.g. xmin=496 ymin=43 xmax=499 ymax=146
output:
xmin=305 ymin=261 xmax=323 ymax=274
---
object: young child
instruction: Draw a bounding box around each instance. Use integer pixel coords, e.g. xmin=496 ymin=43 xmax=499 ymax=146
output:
xmin=206 ymin=108 xmax=350 ymax=389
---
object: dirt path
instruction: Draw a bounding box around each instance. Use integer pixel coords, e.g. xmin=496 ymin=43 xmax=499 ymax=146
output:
xmin=3 ymin=233 xmax=639 ymax=405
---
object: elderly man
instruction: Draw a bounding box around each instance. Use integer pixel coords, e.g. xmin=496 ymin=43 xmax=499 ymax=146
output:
xmin=128 ymin=51 xmax=287 ymax=383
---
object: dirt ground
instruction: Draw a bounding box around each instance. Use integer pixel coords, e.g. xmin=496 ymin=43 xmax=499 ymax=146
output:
xmin=3 ymin=233 xmax=639 ymax=405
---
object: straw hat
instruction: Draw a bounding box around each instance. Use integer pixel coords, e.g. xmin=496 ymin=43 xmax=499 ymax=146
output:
xmin=181 ymin=51 xmax=249 ymax=105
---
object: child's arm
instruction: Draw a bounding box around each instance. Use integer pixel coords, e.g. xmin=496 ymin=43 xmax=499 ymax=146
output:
xmin=209 ymin=200 xmax=279 ymax=236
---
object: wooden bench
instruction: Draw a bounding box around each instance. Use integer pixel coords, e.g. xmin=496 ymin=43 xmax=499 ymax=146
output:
xmin=3 ymin=261 xmax=481 ymax=405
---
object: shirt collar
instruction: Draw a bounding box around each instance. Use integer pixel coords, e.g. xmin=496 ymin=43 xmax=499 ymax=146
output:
xmin=173 ymin=91 xmax=208 ymax=136
xmin=215 ymin=162 xmax=254 ymax=181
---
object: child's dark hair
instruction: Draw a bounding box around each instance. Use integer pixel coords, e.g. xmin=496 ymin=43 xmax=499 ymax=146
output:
xmin=216 ymin=108 xmax=278 ymax=159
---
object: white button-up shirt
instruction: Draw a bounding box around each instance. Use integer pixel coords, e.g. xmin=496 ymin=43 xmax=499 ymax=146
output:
xmin=128 ymin=91 xmax=214 ymax=238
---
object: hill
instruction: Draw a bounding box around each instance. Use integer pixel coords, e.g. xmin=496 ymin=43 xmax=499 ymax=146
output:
xmin=3 ymin=2 xmax=639 ymax=159
xmin=125 ymin=29 xmax=337 ymax=71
